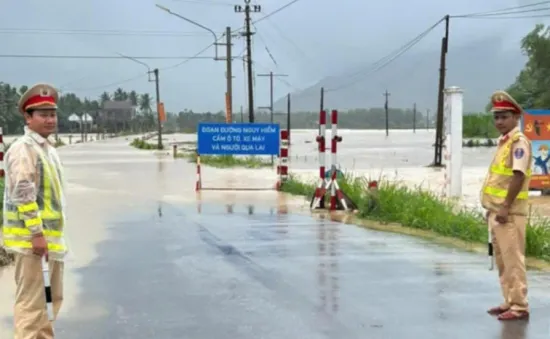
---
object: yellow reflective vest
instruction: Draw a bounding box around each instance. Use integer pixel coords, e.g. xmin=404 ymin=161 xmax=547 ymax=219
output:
xmin=1 ymin=134 xmax=66 ymax=258
xmin=480 ymin=130 xmax=532 ymax=216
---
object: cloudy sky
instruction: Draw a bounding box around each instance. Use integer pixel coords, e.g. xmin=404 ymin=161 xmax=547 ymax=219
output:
xmin=0 ymin=0 xmax=547 ymax=112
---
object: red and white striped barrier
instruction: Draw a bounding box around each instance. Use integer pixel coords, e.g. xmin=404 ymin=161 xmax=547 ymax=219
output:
xmin=0 ymin=127 xmax=4 ymax=178
xmin=310 ymin=110 xmax=327 ymax=208
xmin=276 ymin=129 xmax=289 ymax=190
xmin=310 ymin=110 xmax=352 ymax=211
xmin=195 ymin=153 xmax=202 ymax=192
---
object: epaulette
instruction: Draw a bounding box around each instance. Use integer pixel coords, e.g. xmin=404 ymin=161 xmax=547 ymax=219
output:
xmin=512 ymin=132 xmax=525 ymax=142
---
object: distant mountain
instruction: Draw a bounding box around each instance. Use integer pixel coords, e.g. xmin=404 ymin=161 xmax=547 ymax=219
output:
xmin=274 ymin=36 xmax=527 ymax=114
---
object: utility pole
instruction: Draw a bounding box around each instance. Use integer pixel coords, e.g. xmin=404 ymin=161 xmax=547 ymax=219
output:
xmin=413 ymin=102 xmax=417 ymax=133
xmin=287 ymin=93 xmax=291 ymax=145
xmin=319 ymin=87 xmax=324 ymax=135
xmin=235 ymin=0 xmax=261 ymax=123
xmin=383 ymin=90 xmax=390 ymax=137
xmin=240 ymin=105 xmax=244 ymax=122
xmin=257 ymin=71 xmax=289 ymax=123
xmin=433 ymin=15 xmax=450 ymax=167
xmin=225 ymin=26 xmax=233 ymax=123
xmin=258 ymin=71 xmax=288 ymax=164
xmin=426 ymin=109 xmax=430 ymax=131
xmin=151 ymin=68 xmax=162 ymax=149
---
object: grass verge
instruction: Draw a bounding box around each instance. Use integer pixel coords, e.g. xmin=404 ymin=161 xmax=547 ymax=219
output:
xmin=130 ymin=138 xmax=163 ymax=150
xmin=280 ymin=173 xmax=550 ymax=264
xmin=463 ymin=139 xmax=496 ymax=148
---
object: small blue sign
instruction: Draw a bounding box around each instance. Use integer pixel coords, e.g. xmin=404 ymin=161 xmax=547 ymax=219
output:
xmin=197 ymin=123 xmax=280 ymax=155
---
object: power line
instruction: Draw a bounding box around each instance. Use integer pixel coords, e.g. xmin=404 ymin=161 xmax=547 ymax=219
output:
xmin=253 ymin=0 xmax=302 ymax=24
xmin=160 ymin=31 xmax=229 ymax=72
xmin=172 ymin=0 xmax=233 ymax=5
xmin=452 ymin=13 xmax=550 ymax=19
xmin=451 ymin=1 xmax=550 ymax=17
xmin=231 ymin=0 xmax=303 ymax=34
xmin=252 ymin=58 xmax=297 ymax=90
xmin=66 ymin=39 xmax=224 ymax=92
xmin=0 ymin=28 xmax=218 ymax=36
xmin=58 ymin=0 xmax=301 ymax=97
xmin=67 ymin=74 xmax=148 ymax=92
xmin=327 ymin=17 xmax=444 ymax=92
xmin=0 ymin=54 xmax=235 ymax=60
xmin=252 ymin=23 xmax=278 ymax=67
xmin=262 ymin=17 xmax=319 ymax=71
xmin=452 ymin=7 xmax=550 ymax=18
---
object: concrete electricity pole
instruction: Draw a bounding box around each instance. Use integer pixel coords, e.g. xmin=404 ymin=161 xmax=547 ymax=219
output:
xmin=151 ymin=68 xmax=162 ymax=150
xmin=426 ymin=109 xmax=430 ymax=131
xmin=413 ymin=102 xmax=417 ymax=133
xmin=433 ymin=15 xmax=450 ymax=167
xmin=257 ymin=71 xmax=288 ymax=124
xmin=258 ymin=71 xmax=288 ymax=164
xmin=383 ymin=90 xmax=390 ymax=137
xmin=235 ymin=0 xmax=261 ymax=123
xmin=225 ymin=26 xmax=233 ymax=123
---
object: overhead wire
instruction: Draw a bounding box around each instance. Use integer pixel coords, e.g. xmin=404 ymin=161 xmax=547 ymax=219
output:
xmin=5 ymin=1 xmax=298 ymax=96
xmin=322 ymin=2 xmax=550 ymax=97
xmin=67 ymin=38 xmax=224 ymax=91
xmin=0 ymin=54 xmax=226 ymax=60
xmin=326 ymin=17 xmax=445 ymax=93
xmin=262 ymin=16 xmax=317 ymax=68
xmin=451 ymin=7 xmax=550 ymax=19
xmin=451 ymin=13 xmax=550 ymax=19
xmin=0 ymin=28 xmax=218 ymax=37
xmin=171 ymin=0 xmax=234 ymax=5
xmin=252 ymin=23 xmax=278 ymax=67
xmin=159 ymin=39 xmax=221 ymax=71
xmin=253 ymin=0 xmax=302 ymax=25
xmin=252 ymin=59 xmax=297 ymax=90
xmin=231 ymin=0 xmax=303 ymax=35
xmin=67 ymin=73 xmax=148 ymax=92
xmin=451 ymin=1 xmax=550 ymax=17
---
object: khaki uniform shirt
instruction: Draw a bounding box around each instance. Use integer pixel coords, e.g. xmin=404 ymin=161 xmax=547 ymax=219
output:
xmin=1 ymin=127 xmax=67 ymax=260
xmin=503 ymin=126 xmax=531 ymax=176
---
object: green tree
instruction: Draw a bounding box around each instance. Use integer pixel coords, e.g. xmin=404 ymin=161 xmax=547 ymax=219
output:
xmin=502 ymin=24 xmax=550 ymax=109
xmin=129 ymin=90 xmax=138 ymax=106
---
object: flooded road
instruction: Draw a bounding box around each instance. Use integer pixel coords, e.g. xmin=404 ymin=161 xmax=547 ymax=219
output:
xmin=0 ymin=132 xmax=549 ymax=338
xmin=165 ymin=129 xmax=550 ymax=215
xmin=54 ymin=204 xmax=550 ymax=338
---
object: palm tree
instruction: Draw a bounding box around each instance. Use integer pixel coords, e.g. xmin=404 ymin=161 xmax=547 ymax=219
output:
xmin=18 ymin=85 xmax=28 ymax=96
xmin=129 ymin=90 xmax=138 ymax=106
xmin=139 ymin=94 xmax=153 ymax=131
xmin=139 ymin=93 xmax=152 ymax=112
xmin=100 ymin=92 xmax=110 ymax=105
xmin=113 ymin=88 xmax=126 ymax=101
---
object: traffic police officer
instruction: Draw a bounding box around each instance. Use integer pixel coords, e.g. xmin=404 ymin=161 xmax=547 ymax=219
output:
xmin=481 ymin=90 xmax=531 ymax=321
xmin=2 ymin=83 xmax=67 ymax=338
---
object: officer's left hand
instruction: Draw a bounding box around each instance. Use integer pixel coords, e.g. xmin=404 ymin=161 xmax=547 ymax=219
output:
xmin=495 ymin=206 xmax=509 ymax=224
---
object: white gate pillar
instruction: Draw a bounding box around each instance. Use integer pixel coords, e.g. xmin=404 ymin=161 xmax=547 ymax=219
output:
xmin=443 ymin=86 xmax=464 ymax=198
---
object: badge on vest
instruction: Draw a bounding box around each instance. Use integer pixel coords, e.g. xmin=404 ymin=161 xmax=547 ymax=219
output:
xmin=514 ymin=148 xmax=525 ymax=159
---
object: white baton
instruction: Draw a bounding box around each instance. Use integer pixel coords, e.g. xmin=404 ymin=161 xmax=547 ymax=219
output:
xmin=41 ymin=255 xmax=55 ymax=321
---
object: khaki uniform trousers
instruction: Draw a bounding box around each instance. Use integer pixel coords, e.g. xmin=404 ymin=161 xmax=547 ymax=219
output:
xmin=13 ymin=253 xmax=64 ymax=339
xmin=488 ymin=212 xmax=528 ymax=312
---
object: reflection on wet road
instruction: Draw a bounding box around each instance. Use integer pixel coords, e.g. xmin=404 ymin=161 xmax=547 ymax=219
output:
xmin=56 ymin=201 xmax=550 ymax=338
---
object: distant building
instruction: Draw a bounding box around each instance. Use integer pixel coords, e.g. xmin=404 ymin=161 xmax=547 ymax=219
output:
xmin=101 ymin=100 xmax=136 ymax=132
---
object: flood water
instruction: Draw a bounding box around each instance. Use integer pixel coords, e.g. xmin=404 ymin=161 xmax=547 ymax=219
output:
xmin=164 ymin=128 xmax=550 ymax=217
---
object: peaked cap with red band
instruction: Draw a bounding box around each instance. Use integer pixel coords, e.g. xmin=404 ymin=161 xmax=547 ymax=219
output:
xmin=18 ymin=83 xmax=58 ymax=115
xmin=490 ymin=90 xmax=523 ymax=115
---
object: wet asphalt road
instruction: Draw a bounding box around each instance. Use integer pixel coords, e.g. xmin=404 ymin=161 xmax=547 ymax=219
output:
xmin=53 ymin=201 xmax=550 ymax=339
